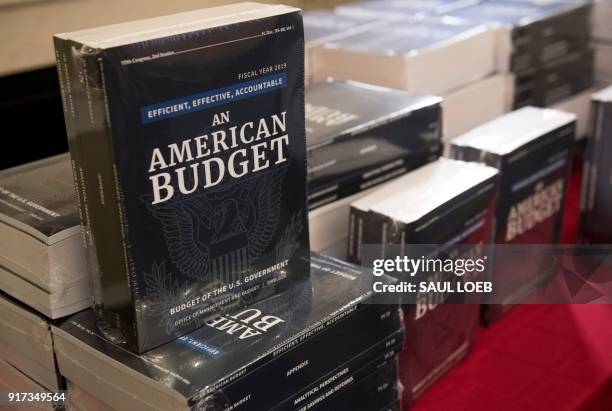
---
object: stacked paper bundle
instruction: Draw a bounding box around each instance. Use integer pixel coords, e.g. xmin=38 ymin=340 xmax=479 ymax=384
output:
xmin=0 ymin=154 xmax=90 ymax=399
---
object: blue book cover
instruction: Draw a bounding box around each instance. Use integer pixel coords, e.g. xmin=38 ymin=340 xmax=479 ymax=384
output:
xmin=54 ymin=3 xmax=310 ymax=352
xmin=53 ymin=254 xmax=402 ymax=410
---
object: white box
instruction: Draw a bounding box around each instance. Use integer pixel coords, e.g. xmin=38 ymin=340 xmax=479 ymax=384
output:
xmin=311 ymin=18 xmax=497 ymax=95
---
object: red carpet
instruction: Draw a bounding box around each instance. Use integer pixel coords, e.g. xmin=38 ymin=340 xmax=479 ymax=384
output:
xmin=412 ymin=151 xmax=612 ymax=410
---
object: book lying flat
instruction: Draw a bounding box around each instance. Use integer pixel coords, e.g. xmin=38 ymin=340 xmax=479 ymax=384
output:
xmin=52 ymin=253 xmax=401 ymax=411
xmin=0 ymin=292 xmax=62 ymax=391
xmin=443 ymin=0 xmax=592 ymax=73
xmin=304 ymin=10 xmax=382 ymax=45
xmin=306 ymin=80 xmax=441 ymax=188
xmin=0 ymin=154 xmax=87 ymax=295
xmin=311 ymin=17 xmax=496 ymax=95
xmin=513 ymin=49 xmax=593 ymax=108
xmin=0 ymin=265 xmax=89 ymax=320
xmin=303 ymin=10 xmax=388 ymax=83
xmin=0 ymin=358 xmax=55 ymax=411
xmin=335 ymin=0 xmax=479 ymax=19
xmin=64 ymin=354 xmax=402 ymax=411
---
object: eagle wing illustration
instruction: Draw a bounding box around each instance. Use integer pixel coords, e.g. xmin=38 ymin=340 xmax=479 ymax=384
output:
xmin=238 ymin=168 xmax=286 ymax=259
xmin=147 ymin=197 xmax=213 ymax=279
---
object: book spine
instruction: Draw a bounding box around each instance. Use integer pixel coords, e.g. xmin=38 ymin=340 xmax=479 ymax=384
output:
xmin=347 ymin=206 xmax=369 ymax=264
xmin=281 ymin=351 xmax=400 ymax=411
xmin=53 ymin=38 xmax=98 ymax=304
xmin=210 ymin=328 xmax=403 ymax=411
xmin=195 ymin=302 xmax=401 ymax=409
xmin=57 ymin=41 xmax=137 ymax=348
xmin=363 ymin=212 xmax=402 ymax=261
xmin=280 ymin=335 xmax=402 ymax=411
xmin=580 ymin=100 xmax=599 ymax=232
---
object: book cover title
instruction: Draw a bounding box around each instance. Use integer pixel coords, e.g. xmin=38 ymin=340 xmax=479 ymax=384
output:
xmin=148 ymin=110 xmax=290 ymax=204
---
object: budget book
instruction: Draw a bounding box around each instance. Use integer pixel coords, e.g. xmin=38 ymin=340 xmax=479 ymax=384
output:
xmin=54 ymin=2 xmax=310 ymax=352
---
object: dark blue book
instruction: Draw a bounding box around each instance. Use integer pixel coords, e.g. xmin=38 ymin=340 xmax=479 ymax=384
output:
xmin=53 ymin=3 xmax=310 ymax=353
xmin=451 ymin=106 xmax=575 ymax=324
xmin=305 ymin=80 xmax=441 ymax=190
xmin=581 ymin=87 xmax=612 ymax=243
xmin=52 ymin=254 xmax=402 ymax=411
xmin=347 ymin=157 xmax=498 ymax=402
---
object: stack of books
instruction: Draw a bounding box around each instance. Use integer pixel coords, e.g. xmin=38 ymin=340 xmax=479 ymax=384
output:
xmin=306 ymin=80 xmax=442 ymax=210
xmin=54 ymin=254 xmax=403 ymax=411
xmin=334 ymin=0 xmax=479 ymax=19
xmin=303 ymin=10 xmax=388 ymax=84
xmin=306 ymin=79 xmax=442 ymax=261
xmin=451 ymin=106 xmax=576 ymax=324
xmin=54 ymin=2 xmax=314 ymax=353
xmin=311 ymin=2 xmax=513 ymax=145
xmin=309 ymin=16 xmax=496 ymax=96
xmin=0 ymin=154 xmax=90 ymax=402
xmin=593 ymin=0 xmax=612 ymax=85
xmin=0 ymin=154 xmax=89 ymax=318
xmin=0 ymin=357 xmax=55 ymax=411
xmin=0 ymin=293 xmax=62 ymax=393
xmin=47 ymin=3 xmax=405 ymax=410
xmin=580 ymin=86 xmax=612 ymax=243
xmin=443 ymin=0 xmax=594 ymax=108
xmin=347 ymin=158 xmax=499 ymax=403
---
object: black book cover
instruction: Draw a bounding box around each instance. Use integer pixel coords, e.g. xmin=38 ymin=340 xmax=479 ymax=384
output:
xmin=305 ymin=80 xmax=442 ymax=188
xmin=52 ymin=253 xmax=402 ymax=411
xmin=451 ymin=107 xmax=575 ymax=324
xmin=580 ymin=87 xmax=612 ymax=242
xmin=0 ymin=154 xmax=78 ymax=244
xmin=53 ymin=3 xmax=310 ymax=352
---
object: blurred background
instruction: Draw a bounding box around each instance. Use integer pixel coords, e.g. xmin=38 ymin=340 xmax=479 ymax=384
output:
xmin=0 ymin=0 xmax=354 ymax=170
